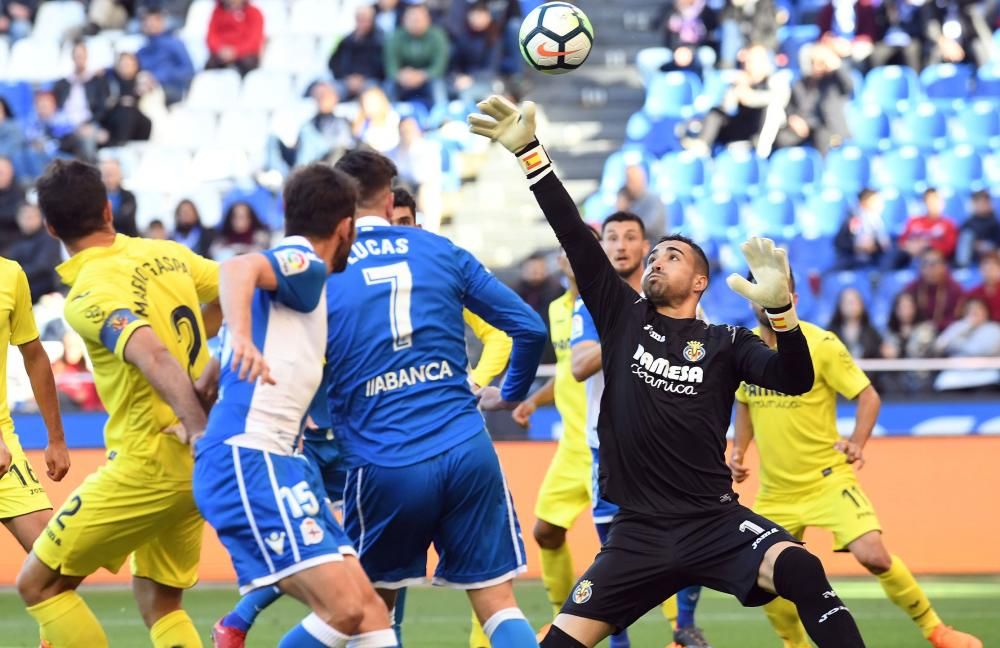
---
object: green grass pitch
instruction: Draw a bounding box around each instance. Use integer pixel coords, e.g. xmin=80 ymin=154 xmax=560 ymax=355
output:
xmin=0 ymin=578 xmax=997 ymax=647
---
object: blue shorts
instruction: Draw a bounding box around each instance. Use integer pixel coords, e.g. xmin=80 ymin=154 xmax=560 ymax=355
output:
xmin=193 ymin=442 xmax=356 ymax=594
xmin=343 ymin=430 xmax=526 ymax=589
xmin=591 ymin=447 xmax=619 ymax=525
xmin=302 ymin=428 xmax=347 ymax=507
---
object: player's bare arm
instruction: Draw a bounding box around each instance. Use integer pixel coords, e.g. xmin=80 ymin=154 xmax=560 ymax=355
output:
xmin=570 ymin=341 xmax=601 ymax=382
xmin=194 ymin=355 xmax=220 ymax=414
xmin=218 ymin=253 xmax=279 ymax=386
xmin=124 ymin=327 xmax=207 ymax=446
xmin=835 ymin=384 xmax=881 ymax=469
xmin=18 ymin=338 xmax=69 ymax=481
xmin=730 ymin=401 xmax=754 ymax=484
xmin=512 ymin=377 xmax=555 ymax=427
xmin=201 ymin=300 xmax=223 ymax=339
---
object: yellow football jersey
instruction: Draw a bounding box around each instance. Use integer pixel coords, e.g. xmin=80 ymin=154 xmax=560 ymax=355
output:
xmin=463 ymin=308 xmax=512 ymax=388
xmin=56 ymin=235 xmax=218 ymax=490
xmin=0 ymin=258 xmax=40 ymax=441
xmin=736 ymin=321 xmax=871 ymax=494
xmin=549 ymin=291 xmax=587 ymax=452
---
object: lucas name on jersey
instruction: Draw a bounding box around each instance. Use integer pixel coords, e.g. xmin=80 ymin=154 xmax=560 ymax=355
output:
xmin=365 ymin=359 xmax=455 ymax=397
xmin=347 ymin=236 xmax=410 ymax=265
xmin=631 ymin=342 xmax=705 ymax=396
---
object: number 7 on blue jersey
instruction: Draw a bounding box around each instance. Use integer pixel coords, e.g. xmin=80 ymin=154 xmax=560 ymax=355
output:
xmin=363 ymin=261 xmax=414 ymax=351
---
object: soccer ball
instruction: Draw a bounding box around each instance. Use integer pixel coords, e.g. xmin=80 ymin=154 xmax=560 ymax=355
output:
xmin=519 ymin=2 xmax=594 ymax=75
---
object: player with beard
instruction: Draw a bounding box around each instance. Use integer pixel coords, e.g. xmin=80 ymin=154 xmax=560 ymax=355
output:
xmin=469 ymin=95 xmax=866 ymax=648
xmin=571 ymin=212 xmax=711 ymax=648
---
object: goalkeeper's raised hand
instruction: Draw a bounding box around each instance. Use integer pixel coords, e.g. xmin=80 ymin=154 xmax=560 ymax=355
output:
xmin=469 ymin=95 xmax=553 ymax=183
xmin=726 ymin=236 xmax=799 ymax=332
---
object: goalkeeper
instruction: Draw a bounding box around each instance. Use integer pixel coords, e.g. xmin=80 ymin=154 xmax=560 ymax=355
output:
xmin=468 ymin=95 xmax=866 ymax=648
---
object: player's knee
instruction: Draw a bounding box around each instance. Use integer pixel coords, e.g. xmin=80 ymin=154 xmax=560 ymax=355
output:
xmin=540 ymin=624 xmax=588 ymax=647
xmin=316 ymin=598 xmax=366 ymax=636
xmin=858 ymin=549 xmax=892 ymax=575
xmin=533 ymin=520 xmax=567 ymax=549
xmin=15 ymin=559 xmax=50 ymax=606
xmin=772 ymin=547 xmax=829 ymax=602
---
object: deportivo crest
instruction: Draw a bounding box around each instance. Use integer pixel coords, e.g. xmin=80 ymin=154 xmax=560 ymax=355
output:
xmin=682 ymin=340 xmax=706 ymax=362
xmin=300 ymin=518 xmax=325 ymax=546
xmin=572 ymin=580 xmax=593 ymax=605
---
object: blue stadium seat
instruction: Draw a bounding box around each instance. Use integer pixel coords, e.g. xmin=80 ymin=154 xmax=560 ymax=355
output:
xmin=861 ymin=65 xmax=920 ymax=114
xmin=695 ymin=69 xmax=742 ymax=114
xmin=920 ymin=63 xmax=973 ymax=112
xmin=664 ymin=194 xmax=686 ymax=233
xmin=845 ymin=103 xmax=891 ymax=152
xmin=0 ymin=81 xmax=35 ymax=121
xmin=799 ymin=188 xmax=849 ymax=239
xmin=895 ymin=102 xmax=947 ymax=151
xmin=985 ymin=153 xmax=1000 ymax=187
xmin=655 ymin=151 xmax=707 ymax=200
xmin=744 ymin=190 xmax=796 ymax=239
xmin=636 ymin=47 xmax=672 ymax=87
xmin=711 ymin=148 xmax=765 ymax=196
xmin=872 ymin=269 xmax=918 ymax=324
xmin=953 ymin=266 xmax=983 ymax=290
xmin=793 ymin=279 xmax=819 ymax=323
xmin=789 ymin=235 xmax=837 ymax=275
xmin=878 ymin=188 xmax=914 ymax=237
xmin=822 ymin=145 xmax=871 ymax=194
xmin=872 ymin=146 xmax=927 ymax=193
xmin=626 ymin=112 xmax=683 ymax=158
xmin=950 ymin=100 xmax=1000 ymax=152
xmin=975 ymin=63 xmax=1000 ymax=100
xmin=644 ymin=71 xmax=701 ymax=119
xmin=701 ymin=282 xmax=755 ymax=328
xmin=937 ymin=188 xmax=970 ymax=225
xmin=929 ymin=145 xmax=984 ymax=192
xmin=599 ymin=149 xmax=654 ymax=195
xmin=778 ymin=24 xmax=821 ymax=71
xmin=766 ymin=146 xmax=822 ymax=195
xmin=690 ymin=191 xmax=740 ymax=241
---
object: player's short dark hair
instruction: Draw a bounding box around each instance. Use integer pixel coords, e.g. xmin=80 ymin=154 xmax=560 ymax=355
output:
xmin=334 ymin=149 xmax=397 ymax=207
xmin=36 ymin=159 xmax=108 ymax=242
xmin=746 ymin=267 xmax=796 ymax=293
xmin=393 ymin=187 xmax=416 ymax=217
xmin=658 ymin=234 xmax=710 ymax=281
xmin=602 ymin=211 xmax=645 ymax=235
xmin=283 ymin=163 xmax=358 ymax=239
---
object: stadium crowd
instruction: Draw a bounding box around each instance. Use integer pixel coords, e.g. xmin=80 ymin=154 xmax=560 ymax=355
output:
xmin=4 ymin=0 xmax=1000 ymax=415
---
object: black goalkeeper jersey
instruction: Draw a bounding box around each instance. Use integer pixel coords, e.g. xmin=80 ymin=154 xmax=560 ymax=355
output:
xmin=530 ymin=171 xmax=815 ymax=519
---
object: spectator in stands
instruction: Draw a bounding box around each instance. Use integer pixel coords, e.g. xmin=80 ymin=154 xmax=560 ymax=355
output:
xmin=171 ymin=199 xmax=214 ymax=256
xmin=87 ymin=0 xmax=132 ymax=32
xmin=967 ymin=251 xmax=1000 ymax=322
xmin=834 ymin=188 xmax=893 ymax=270
xmin=52 ymin=330 xmax=103 ymax=412
xmin=353 ymin=86 xmax=400 ymax=153
xmin=684 ymin=44 xmax=779 ymax=154
xmin=389 ymin=116 xmax=442 ymax=231
xmin=904 ymin=248 xmax=964 ymax=331
xmin=828 ymin=287 xmax=883 ymax=359
xmin=870 ymin=0 xmax=930 ymax=71
xmin=295 ymin=81 xmax=356 ymax=167
xmin=513 ymin=251 xmax=562 ymax=364
xmin=101 ymin=52 xmax=154 ymax=146
xmin=658 ymin=44 xmax=704 ymax=79
xmin=718 ymin=0 xmax=778 ymax=68
xmin=375 ymin=0 xmax=403 ymax=35
xmin=100 ymin=158 xmax=138 ymax=236
xmin=54 ymin=41 xmax=111 ymax=147
xmin=5 ymin=203 xmax=62 ymax=302
xmin=146 ymin=218 xmax=169 ymax=240
xmin=447 ymin=1 xmax=503 ymax=103
xmin=26 ymin=90 xmax=97 ymax=163
xmin=933 ymin=296 xmax=1000 ymax=360
xmin=0 ymin=156 xmax=25 ymax=246
xmin=205 ymin=0 xmax=264 ymax=77
xmin=210 ymin=200 xmax=269 ymax=260
xmin=818 ymin=0 xmax=878 ymax=69
xmin=897 ymin=188 xmax=959 ymax=267
xmin=924 ymin=1 xmax=994 ymax=66
xmin=0 ymin=98 xmax=27 ymax=174
xmin=138 ymin=8 xmax=195 ymax=104
xmin=956 ymin=190 xmax=1000 ymax=267
xmin=446 ymin=0 xmax=522 ymax=77
xmin=329 ymin=4 xmax=385 ymax=100
xmin=0 ymin=0 xmax=36 ymax=42
xmin=384 ymin=3 xmax=450 ymax=111
xmin=879 ymin=291 xmax=936 ymax=392
xmin=614 ymin=165 xmax=666 ymax=242
xmin=774 ymin=41 xmax=853 ymax=154
xmin=658 ymin=0 xmax=718 ymax=52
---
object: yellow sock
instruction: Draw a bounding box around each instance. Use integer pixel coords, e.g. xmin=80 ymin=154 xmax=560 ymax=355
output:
xmin=469 ymin=609 xmax=490 ymax=648
xmin=26 ymin=591 xmax=108 ymax=648
xmin=540 ymin=544 xmax=574 ymax=619
xmin=150 ymin=609 xmax=203 ymax=648
xmin=763 ymin=596 xmax=811 ymax=648
xmin=877 ymin=555 xmax=942 ymax=639
xmin=661 ymin=595 xmax=678 ymax=628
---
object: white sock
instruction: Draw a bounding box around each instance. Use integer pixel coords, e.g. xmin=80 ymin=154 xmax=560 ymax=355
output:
xmin=303 ymin=612 xmax=351 ymax=647
xmin=483 ymin=608 xmax=528 ymax=638
xmin=348 ymin=628 xmax=399 ymax=647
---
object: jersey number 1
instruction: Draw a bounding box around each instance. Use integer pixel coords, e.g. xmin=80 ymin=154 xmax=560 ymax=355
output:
xmin=363 ymin=262 xmax=413 ymax=351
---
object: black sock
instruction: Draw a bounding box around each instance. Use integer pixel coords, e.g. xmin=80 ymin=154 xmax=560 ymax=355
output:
xmin=772 ymin=547 xmax=866 ymax=647
xmin=540 ymin=624 xmax=588 ymax=648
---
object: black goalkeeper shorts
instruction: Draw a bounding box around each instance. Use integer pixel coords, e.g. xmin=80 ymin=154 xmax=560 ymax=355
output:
xmin=560 ymin=504 xmax=800 ymax=632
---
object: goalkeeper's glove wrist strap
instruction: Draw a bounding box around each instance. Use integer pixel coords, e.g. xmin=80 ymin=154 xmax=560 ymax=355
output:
xmin=764 ymin=302 xmax=799 ymax=333
xmin=514 ymin=139 xmax=553 ymax=185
